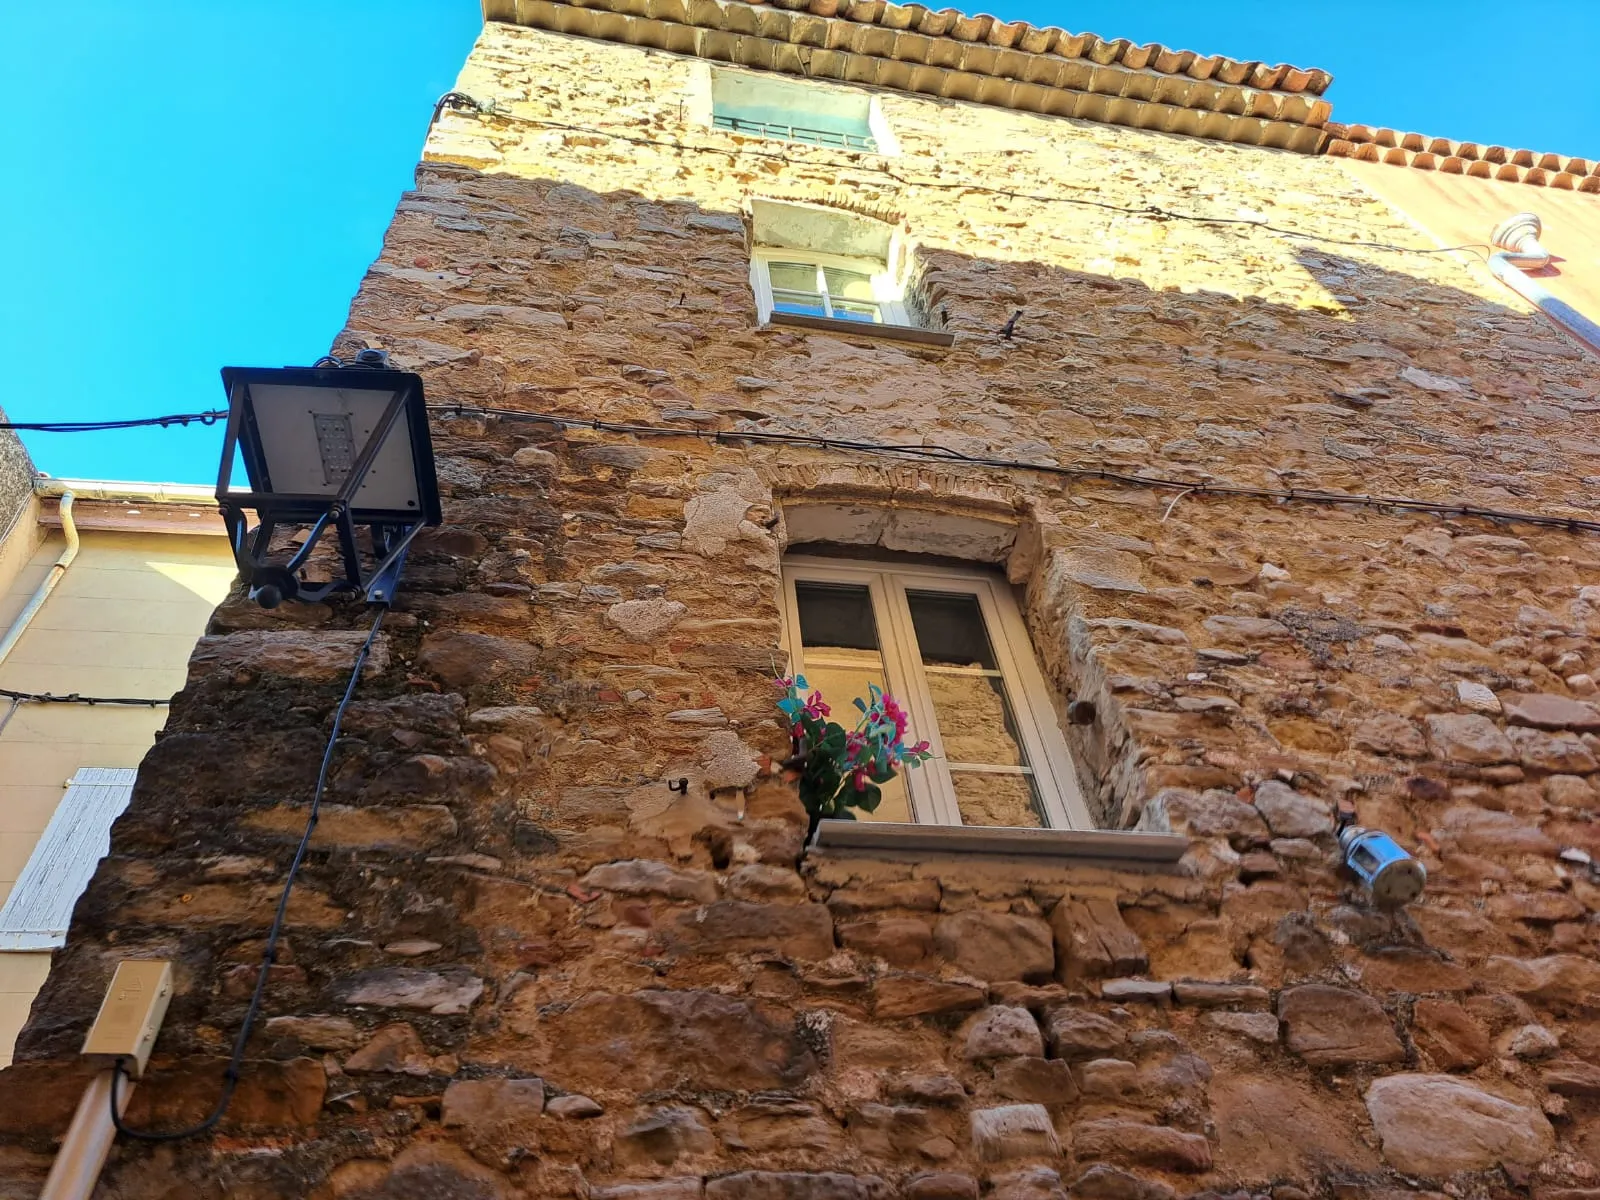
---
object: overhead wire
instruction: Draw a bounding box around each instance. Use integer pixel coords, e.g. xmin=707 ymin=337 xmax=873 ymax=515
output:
xmin=431 ymin=403 xmax=1600 ymax=536
xmin=0 ymin=412 xmax=226 ymax=433
xmin=109 ymin=604 xmax=388 ymax=1141
xmin=0 ymin=687 xmax=168 ymax=707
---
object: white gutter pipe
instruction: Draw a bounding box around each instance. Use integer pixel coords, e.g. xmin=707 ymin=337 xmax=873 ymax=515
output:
xmin=1489 ymin=212 xmax=1600 ymax=356
xmin=0 ymin=492 xmax=78 ymax=672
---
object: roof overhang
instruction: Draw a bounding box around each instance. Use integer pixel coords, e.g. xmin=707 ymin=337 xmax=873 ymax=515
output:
xmin=34 ymin=480 xmax=224 ymax=537
xmin=483 ymin=0 xmax=1334 ymax=154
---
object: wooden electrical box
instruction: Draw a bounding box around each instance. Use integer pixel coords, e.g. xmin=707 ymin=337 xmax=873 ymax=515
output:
xmin=82 ymin=960 xmax=173 ymax=1078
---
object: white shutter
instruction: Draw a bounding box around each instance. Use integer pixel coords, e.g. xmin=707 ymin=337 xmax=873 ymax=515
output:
xmin=0 ymin=767 xmax=136 ymax=951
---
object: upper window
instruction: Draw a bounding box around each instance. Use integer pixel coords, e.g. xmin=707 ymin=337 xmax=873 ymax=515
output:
xmin=748 ymin=199 xmax=915 ymax=329
xmin=754 ymin=251 xmax=907 ymax=326
xmin=780 ymin=557 xmax=1093 ymax=831
xmin=711 ymin=69 xmax=888 ymax=152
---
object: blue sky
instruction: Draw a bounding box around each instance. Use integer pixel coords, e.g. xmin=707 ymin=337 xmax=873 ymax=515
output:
xmin=2 ymin=0 xmax=1595 ymax=484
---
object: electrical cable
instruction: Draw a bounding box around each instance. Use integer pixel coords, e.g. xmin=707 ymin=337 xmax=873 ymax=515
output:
xmin=0 ymin=412 xmax=226 ymax=433
xmin=432 ymin=403 xmax=1600 ymax=536
xmin=109 ymin=604 xmax=388 ymax=1141
xmin=430 ymin=90 xmax=484 ymax=132
xmin=451 ymin=112 xmax=1493 ymax=260
xmin=0 ymin=687 xmax=167 ymax=707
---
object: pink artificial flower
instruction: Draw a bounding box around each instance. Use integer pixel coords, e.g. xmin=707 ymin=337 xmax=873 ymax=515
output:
xmin=881 ymin=694 xmax=909 ymax=738
xmin=851 ymin=767 xmax=867 ymax=791
xmin=804 ymin=691 xmax=831 ymax=719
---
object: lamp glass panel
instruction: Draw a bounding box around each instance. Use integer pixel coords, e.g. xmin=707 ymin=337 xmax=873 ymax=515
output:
xmin=245 ymin=383 xmax=423 ymax=514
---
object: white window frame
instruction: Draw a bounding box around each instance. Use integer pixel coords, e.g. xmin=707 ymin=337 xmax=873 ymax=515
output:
xmin=779 ymin=556 xmax=1094 ymax=831
xmin=700 ymin=66 xmax=898 ymax=155
xmin=750 ymin=248 xmax=909 ymax=327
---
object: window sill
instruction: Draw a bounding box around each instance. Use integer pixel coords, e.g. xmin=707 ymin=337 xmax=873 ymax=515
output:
xmin=767 ymin=311 xmax=956 ymax=347
xmin=810 ymin=820 xmax=1189 ymax=869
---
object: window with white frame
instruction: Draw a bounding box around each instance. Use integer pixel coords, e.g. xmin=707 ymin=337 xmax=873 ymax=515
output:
xmin=754 ymin=251 xmax=908 ymax=326
xmin=780 ymin=557 xmax=1093 ymax=831
xmin=748 ymin=199 xmax=913 ymax=328
xmin=710 ymin=69 xmax=891 ymax=153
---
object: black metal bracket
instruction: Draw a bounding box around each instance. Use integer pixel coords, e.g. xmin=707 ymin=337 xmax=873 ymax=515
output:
xmin=219 ymin=504 xmax=426 ymax=609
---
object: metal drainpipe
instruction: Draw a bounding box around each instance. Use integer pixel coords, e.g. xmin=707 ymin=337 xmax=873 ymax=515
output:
xmin=1489 ymin=212 xmax=1600 ymax=356
xmin=0 ymin=492 xmax=79 ymax=671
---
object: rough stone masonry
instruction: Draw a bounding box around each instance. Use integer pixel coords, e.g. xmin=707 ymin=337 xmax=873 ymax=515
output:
xmin=3 ymin=10 xmax=1600 ymax=1200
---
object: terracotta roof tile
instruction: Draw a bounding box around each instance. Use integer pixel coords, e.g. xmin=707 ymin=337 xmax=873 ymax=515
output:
xmin=486 ymin=0 xmax=1332 ymax=92
xmin=1325 ymin=123 xmax=1600 ymax=195
xmin=488 ymin=0 xmax=1334 ymax=150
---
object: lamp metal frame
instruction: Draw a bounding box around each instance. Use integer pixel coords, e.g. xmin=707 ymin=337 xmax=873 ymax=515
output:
xmin=215 ymin=365 xmax=441 ymax=607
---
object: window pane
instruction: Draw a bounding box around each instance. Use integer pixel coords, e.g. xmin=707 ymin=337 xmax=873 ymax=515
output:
xmin=793 ymin=581 xmax=911 ymax=823
xmin=768 ymin=262 xmax=820 ymax=293
xmin=796 ymin=581 xmax=878 ymax=652
xmin=773 ymin=294 xmax=829 ymax=317
xmin=926 ymin=671 xmax=1029 ymax=767
xmin=831 ymin=301 xmax=882 ymax=324
xmin=822 ymin=267 xmax=875 ymax=302
xmin=950 ymin=770 xmax=1046 ymax=828
xmin=906 ymin=590 xmax=999 ymax=669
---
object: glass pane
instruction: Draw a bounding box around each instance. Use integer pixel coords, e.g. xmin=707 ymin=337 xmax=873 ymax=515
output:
xmin=773 ymin=294 xmax=829 ymax=317
xmin=926 ymin=671 xmax=1029 ymax=767
xmin=822 ymin=267 xmax=876 ymax=302
xmin=793 ymin=582 xmax=911 ymax=824
xmin=768 ymin=262 xmax=820 ymax=292
xmin=831 ymin=301 xmax=882 ymax=324
xmin=907 ymin=590 xmax=1000 ymax=669
xmin=796 ymin=581 xmax=877 ymax=652
xmin=951 ymin=770 xmax=1046 ymax=828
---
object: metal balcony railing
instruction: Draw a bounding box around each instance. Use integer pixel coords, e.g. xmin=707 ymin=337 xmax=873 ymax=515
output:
xmin=713 ymin=114 xmax=877 ymax=151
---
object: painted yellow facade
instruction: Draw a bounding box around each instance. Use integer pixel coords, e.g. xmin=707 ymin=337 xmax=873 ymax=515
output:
xmin=0 ymin=502 xmax=235 ymax=1067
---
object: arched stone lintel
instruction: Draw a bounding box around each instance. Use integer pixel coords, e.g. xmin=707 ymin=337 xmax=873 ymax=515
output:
xmin=769 ymin=461 xmax=1049 ymax=578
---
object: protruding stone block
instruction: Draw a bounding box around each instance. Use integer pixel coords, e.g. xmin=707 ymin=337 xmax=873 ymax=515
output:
xmin=1049 ymin=898 xmax=1147 ymax=983
xmin=970 ymin=1104 xmax=1059 ymax=1162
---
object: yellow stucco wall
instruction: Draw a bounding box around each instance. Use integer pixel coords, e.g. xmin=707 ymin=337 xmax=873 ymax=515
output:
xmin=0 ymin=530 xmax=235 ymax=1066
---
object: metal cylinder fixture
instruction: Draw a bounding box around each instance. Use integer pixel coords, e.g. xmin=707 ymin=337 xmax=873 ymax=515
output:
xmin=1339 ymin=825 xmax=1426 ymax=908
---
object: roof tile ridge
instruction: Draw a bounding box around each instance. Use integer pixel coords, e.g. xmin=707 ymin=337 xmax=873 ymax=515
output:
xmin=632 ymin=0 xmax=1335 ymax=93
xmin=1325 ymin=123 xmax=1600 ymax=195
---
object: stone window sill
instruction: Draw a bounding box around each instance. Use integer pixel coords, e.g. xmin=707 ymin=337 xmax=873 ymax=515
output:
xmin=767 ymin=311 xmax=956 ymax=347
xmin=810 ymin=820 xmax=1189 ymax=869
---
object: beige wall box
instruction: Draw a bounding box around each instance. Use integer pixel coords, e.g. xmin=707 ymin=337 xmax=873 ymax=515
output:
xmin=81 ymin=960 xmax=172 ymax=1078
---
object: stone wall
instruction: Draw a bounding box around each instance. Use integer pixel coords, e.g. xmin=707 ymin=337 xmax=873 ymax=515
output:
xmin=0 ymin=410 xmax=35 ymax=549
xmin=3 ymin=20 xmax=1600 ymax=1200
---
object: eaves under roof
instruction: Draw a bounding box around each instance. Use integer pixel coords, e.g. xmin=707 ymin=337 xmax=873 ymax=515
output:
xmin=483 ymin=0 xmax=1334 ymax=153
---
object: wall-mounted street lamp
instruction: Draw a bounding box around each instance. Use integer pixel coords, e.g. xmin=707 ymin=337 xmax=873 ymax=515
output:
xmin=215 ymin=351 xmax=441 ymax=607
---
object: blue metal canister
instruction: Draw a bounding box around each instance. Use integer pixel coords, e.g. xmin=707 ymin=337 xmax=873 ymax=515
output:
xmin=1339 ymin=825 xmax=1426 ymax=908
